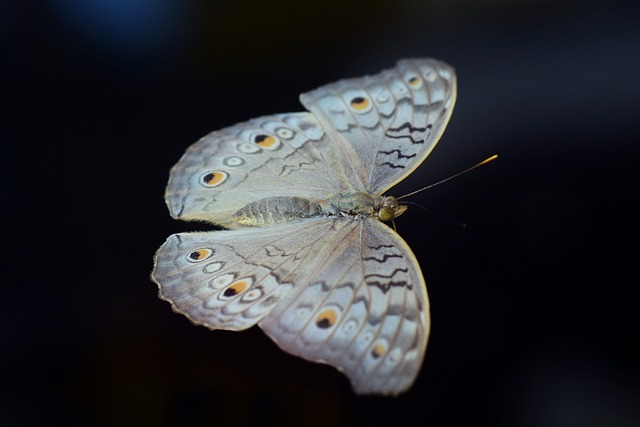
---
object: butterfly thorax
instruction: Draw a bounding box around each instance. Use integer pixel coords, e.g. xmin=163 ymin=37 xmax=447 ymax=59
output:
xmin=232 ymin=193 xmax=407 ymax=227
xmin=327 ymin=193 xmax=407 ymax=222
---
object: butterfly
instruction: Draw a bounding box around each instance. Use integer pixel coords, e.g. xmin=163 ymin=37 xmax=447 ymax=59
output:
xmin=151 ymin=58 xmax=457 ymax=395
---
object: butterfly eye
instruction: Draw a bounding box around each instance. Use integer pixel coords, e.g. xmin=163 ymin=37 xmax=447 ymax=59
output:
xmin=201 ymin=171 xmax=228 ymax=187
xmin=378 ymin=206 xmax=395 ymax=222
xmin=349 ymin=96 xmax=371 ymax=112
xmin=186 ymin=248 xmax=213 ymax=262
xmin=253 ymin=134 xmax=281 ymax=150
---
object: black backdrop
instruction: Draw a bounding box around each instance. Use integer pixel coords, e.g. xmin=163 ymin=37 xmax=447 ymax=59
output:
xmin=3 ymin=1 xmax=639 ymax=426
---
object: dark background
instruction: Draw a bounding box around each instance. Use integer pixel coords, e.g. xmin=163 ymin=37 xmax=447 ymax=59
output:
xmin=3 ymin=1 xmax=639 ymax=426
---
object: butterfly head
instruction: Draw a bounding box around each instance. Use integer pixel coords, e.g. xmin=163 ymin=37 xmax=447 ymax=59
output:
xmin=378 ymin=196 xmax=407 ymax=222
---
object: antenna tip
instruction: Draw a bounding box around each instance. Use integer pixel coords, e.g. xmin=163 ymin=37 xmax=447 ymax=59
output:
xmin=478 ymin=154 xmax=499 ymax=166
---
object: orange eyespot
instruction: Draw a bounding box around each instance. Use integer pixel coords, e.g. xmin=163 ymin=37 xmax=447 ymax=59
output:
xmin=315 ymin=308 xmax=338 ymax=329
xmin=407 ymin=75 xmax=422 ymax=87
xmin=350 ymin=96 xmax=370 ymax=111
xmin=254 ymin=134 xmax=280 ymax=150
xmin=201 ymin=171 xmax=228 ymax=187
xmin=187 ymin=249 xmax=213 ymax=262
xmin=371 ymin=342 xmax=386 ymax=359
xmin=223 ymin=279 xmax=249 ymax=298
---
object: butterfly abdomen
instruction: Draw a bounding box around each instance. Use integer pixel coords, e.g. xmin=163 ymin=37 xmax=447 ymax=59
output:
xmin=233 ymin=196 xmax=328 ymax=226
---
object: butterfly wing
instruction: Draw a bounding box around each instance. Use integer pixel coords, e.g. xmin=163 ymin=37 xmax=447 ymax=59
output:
xmin=300 ymin=58 xmax=457 ymax=195
xmin=152 ymin=217 xmax=428 ymax=395
xmin=165 ymin=59 xmax=456 ymax=228
xmin=152 ymin=219 xmax=337 ymax=331
xmin=259 ymin=218 xmax=429 ymax=395
xmin=165 ymin=112 xmax=353 ymax=228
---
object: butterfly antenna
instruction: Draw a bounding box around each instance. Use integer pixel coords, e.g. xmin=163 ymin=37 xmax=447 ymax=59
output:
xmin=402 ymin=201 xmax=467 ymax=228
xmin=397 ymin=154 xmax=498 ymax=200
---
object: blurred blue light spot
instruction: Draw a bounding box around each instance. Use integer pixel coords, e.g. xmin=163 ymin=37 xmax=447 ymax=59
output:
xmin=52 ymin=0 xmax=188 ymax=58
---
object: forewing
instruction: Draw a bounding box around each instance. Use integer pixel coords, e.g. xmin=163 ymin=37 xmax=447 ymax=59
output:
xmin=165 ymin=112 xmax=351 ymax=228
xmin=300 ymin=58 xmax=457 ymax=195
